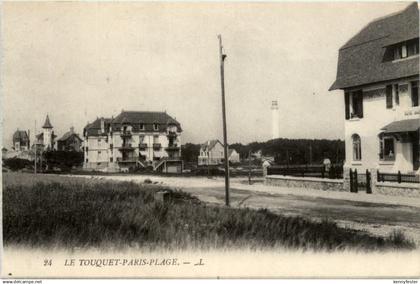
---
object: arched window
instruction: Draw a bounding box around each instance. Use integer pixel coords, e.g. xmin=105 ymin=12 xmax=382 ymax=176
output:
xmin=352 ymin=134 xmax=362 ymax=161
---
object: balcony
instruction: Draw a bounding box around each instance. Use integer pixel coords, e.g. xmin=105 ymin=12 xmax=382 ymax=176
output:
xmin=166 ymin=131 xmax=178 ymax=138
xmin=153 ymin=143 xmax=162 ymax=150
xmin=116 ymin=157 xmax=137 ymax=163
xmin=165 ymin=145 xmax=180 ymax=151
xmin=120 ymin=131 xmax=132 ymax=138
xmin=119 ymin=144 xmax=134 ymax=151
xmin=139 ymin=143 xmax=148 ymax=150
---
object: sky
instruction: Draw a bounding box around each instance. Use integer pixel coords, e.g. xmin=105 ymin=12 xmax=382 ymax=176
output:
xmin=1 ymin=1 xmax=411 ymax=148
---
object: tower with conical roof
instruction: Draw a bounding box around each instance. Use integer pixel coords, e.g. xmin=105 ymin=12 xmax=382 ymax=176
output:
xmin=42 ymin=114 xmax=53 ymax=149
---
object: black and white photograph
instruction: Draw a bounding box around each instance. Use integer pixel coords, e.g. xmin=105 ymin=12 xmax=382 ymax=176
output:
xmin=1 ymin=0 xmax=419 ymax=280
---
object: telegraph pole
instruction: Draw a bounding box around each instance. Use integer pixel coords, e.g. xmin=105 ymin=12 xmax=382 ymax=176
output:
xmin=34 ymin=120 xmax=37 ymax=174
xmin=218 ymin=34 xmax=230 ymax=207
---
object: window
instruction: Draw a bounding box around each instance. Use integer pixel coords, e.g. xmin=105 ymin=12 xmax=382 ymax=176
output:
xmin=352 ymin=134 xmax=362 ymax=161
xmin=110 ymin=144 xmax=113 ymax=150
xmin=394 ymin=84 xmax=399 ymax=105
xmin=348 ymin=90 xmax=363 ymax=118
xmin=153 ymin=123 xmax=159 ymax=131
xmin=401 ymin=45 xmax=408 ymax=58
xmin=407 ymin=40 xmax=419 ymax=56
xmin=386 ymin=85 xmax=393 ymax=109
xmin=153 ymin=135 xmax=159 ymax=144
xmin=110 ymin=157 xmax=113 ymax=162
xmin=98 ymin=151 xmax=101 ymax=154
xmin=86 ymin=158 xmax=89 ymax=163
xmin=139 ymin=123 xmax=145 ymax=130
xmin=139 ymin=135 xmax=145 ymax=143
xmin=380 ymin=137 xmax=395 ymax=161
xmin=411 ymin=81 xmax=419 ymax=107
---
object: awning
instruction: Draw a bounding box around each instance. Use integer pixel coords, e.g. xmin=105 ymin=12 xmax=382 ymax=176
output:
xmin=381 ymin=118 xmax=420 ymax=133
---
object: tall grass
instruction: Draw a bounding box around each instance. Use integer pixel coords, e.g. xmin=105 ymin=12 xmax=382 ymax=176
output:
xmin=3 ymin=173 xmax=415 ymax=251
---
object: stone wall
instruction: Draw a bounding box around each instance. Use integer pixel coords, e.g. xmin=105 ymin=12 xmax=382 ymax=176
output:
xmin=375 ymin=182 xmax=420 ymax=197
xmin=265 ymin=175 xmax=345 ymax=192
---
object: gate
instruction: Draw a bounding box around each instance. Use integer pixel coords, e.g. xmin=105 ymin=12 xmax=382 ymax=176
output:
xmin=349 ymin=169 xmax=372 ymax=194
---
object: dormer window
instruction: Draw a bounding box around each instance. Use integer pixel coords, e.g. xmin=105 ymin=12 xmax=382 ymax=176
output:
xmin=153 ymin=123 xmax=159 ymax=131
xmin=387 ymin=38 xmax=419 ymax=61
xmin=139 ymin=123 xmax=145 ymax=131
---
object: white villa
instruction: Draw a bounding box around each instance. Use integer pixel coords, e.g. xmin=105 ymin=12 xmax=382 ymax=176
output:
xmin=83 ymin=111 xmax=183 ymax=173
xmin=330 ymin=3 xmax=419 ymax=176
xmin=198 ymin=139 xmax=240 ymax=165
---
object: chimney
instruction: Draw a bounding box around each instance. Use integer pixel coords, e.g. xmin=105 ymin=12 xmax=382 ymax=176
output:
xmin=70 ymin=127 xmax=74 ymax=133
xmin=27 ymin=129 xmax=30 ymax=148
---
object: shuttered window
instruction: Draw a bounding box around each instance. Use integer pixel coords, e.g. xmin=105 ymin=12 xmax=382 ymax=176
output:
xmin=386 ymin=85 xmax=393 ymax=109
xmin=412 ymin=81 xmax=419 ymax=107
xmin=351 ymin=90 xmax=363 ymax=118
xmin=344 ymin=92 xmax=350 ymax=120
xmin=394 ymin=84 xmax=399 ymax=105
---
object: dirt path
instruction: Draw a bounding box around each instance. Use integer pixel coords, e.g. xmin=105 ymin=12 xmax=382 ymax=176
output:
xmin=71 ymin=174 xmax=420 ymax=244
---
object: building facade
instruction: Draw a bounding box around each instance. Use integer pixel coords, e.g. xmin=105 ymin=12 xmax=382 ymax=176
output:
xmin=12 ymin=130 xmax=30 ymax=151
xmin=35 ymin=115 xmax=56 ymax=151
xmin=330 ymin=3 xmax=419 ymax=175
xmin=57 ymin=127 xmax=83 ymax=151
xmin=198 ymin=140 xmax=240 ymax=165
xmin=198 ymin=140 xmax=225 ymax=166
xmin=83 ymin=111 xmax=182 ymax=172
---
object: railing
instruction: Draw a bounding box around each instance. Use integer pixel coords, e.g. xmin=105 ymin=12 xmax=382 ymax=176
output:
xmin=153 ymin=143 xmax=161 ymax=150
xmin=116 ymin=157 xmax=138 ymax=163
xmin=119 ymin=144 xmax=134 ymax=150
xmin=165 ymin=145 xmax=180 ymax=151
xmin=267 ymin=164 xmax=343 ymax=179
xmin=377 ymin=170 xmax=420 ymax=184
xmin=120 ymin=131 xmax=132 ymax=137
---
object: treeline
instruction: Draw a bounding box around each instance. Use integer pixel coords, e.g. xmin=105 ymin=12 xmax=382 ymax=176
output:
xmin=182 ymin=138 xmax=345 ymax=165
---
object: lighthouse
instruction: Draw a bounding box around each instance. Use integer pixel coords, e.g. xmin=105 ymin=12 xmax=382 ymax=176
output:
xmin=271 ymin=100 xmax=279 ymax=140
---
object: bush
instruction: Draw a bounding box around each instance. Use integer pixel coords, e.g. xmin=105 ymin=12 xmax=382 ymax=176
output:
xmin=3 ymin=158 xmax=33 ymax=171
xmin=43 ymin=150 xmax=83 ymax=172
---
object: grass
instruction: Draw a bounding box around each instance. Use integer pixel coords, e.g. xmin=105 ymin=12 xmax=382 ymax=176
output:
xmin=3 ymin=173 xmax=416 ymax=252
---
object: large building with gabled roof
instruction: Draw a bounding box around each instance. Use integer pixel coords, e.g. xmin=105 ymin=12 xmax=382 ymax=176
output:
xmin=330 ymin=3 xmax=419 ymax=177
xmin=83 ymin=110 xmax=183 ymax=172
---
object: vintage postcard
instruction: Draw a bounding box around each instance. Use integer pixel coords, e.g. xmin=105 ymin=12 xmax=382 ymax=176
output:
xmin=1 ymin=1 xmax=419 ymax=280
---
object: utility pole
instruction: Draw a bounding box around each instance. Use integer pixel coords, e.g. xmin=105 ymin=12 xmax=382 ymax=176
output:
xmin=34 ymin=120 xmax=37 ymax=174
xmin=218 ymin=34 xmax=230 ymax=207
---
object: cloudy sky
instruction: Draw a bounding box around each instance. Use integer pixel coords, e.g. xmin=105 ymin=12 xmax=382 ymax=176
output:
xmin=1 ymin=1 xmax=410 ymax=147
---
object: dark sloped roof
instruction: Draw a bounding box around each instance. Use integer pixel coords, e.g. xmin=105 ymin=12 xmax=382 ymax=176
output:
xmin=84 ymin=111 xmax=182 ymax=136
xmin=13 ymin=130 xmax=29 ymax=142
xmin=381 ymin=118 xmax=420 ymax=133
xmin=330 ymin=3 xmax=419 ymax=90
xmin=58 ymin=131 xmax=83 ymax=142
xmin=42 ymin=115 xmax=53 ymax=128
xmin=113 ymin=111 xmax=180 ymax=124
xmin=83 ymin=117 xmax=112 ymax=136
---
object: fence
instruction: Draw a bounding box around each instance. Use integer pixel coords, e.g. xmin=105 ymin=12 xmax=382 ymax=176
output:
xmin=266 ymin=164 xmax=343 ymax=179
xmin=349 ymin=169 xmax=372 ymax=194
xmin=377 ymin=170 xmax=420 ymax=184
